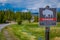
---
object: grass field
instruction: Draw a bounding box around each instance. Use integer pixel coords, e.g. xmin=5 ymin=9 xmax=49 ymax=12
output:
xmin=0 ymin=32 xmax=5 ymax=40
xmin=1 ymin=22 xmax=60 ymax=40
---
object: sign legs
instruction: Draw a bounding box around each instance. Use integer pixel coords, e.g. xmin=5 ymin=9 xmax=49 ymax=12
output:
xmin=45 ymin=27 xmax=50 ymax=40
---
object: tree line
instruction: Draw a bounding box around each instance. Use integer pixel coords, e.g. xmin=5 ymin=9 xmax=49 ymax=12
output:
xmin=0 ymin=10 xmax=38 ymax=24
xmin=57 ymin=12 xmax=60 ymax=22
xmin=0 ymin=10 xmax=60 ymax=24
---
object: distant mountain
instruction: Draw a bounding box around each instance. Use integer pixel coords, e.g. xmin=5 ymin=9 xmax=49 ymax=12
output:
xmin=0 ymin=3 xmax=13 ymax=11
xmin=32 ymin=12 xmax=38 ymax=16
xmin=32 ymin=8 xmax=60 ymax=16
xmin=57 ymin=8 xmax=60 ymax=12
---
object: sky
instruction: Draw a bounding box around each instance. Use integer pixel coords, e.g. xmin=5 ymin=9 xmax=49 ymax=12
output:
xmin=0 ymin=0 xmax=60 ymax=13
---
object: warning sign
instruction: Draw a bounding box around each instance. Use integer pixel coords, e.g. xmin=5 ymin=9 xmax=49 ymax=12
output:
xmin=39 ymin=6 xmax=57 ymax=26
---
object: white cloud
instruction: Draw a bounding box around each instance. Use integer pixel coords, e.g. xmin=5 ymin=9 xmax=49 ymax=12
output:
xmin=25 ymin=0 xmax=59 ymax=12
xmin=0 ymin=0 xmax=59 ymax=8
xmin=0 ymin=0 xmax=60 ymax=12
xmin=26 ymin=0 xmax=59 ymax=11
xmin=26 ymin=0 xmax=45 ymax=11
xmin=0 ymin=0 xmax=7 ymax=3
xmin=21 ymin=10 xmax=28 ymax=12
xmin=50 ymin=0 xmax=59 ymax=3
xmin=57 ymin=3 xmax=60 ymax=8
xmin=7 ymin=0 xmax=22 ymax=3
xmin=0 ymin=0 xmax=7 ymax=6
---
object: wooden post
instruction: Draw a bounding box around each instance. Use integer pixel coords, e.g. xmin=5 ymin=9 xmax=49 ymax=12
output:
xmin=45 ymin=27 xmax=50 ymax=40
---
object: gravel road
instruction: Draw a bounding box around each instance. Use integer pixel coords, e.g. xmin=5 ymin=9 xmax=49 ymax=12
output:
xmin=0 ymin=23 xmax=10 ymax=32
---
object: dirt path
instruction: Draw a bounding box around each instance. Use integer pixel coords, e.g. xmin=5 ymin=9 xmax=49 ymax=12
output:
xmin=3 ymin=29 xmax=19 ymax=40
xmin=0 ymin=22 xmax=17 ymax=32
xmin=0 ymin=24 xmax=10 ymax=32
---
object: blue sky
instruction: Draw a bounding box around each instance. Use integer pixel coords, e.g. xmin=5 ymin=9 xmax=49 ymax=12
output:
xmin=0 ymin=0 xmax=60 ymax=13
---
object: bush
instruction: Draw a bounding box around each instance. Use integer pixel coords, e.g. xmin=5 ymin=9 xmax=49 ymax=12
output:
xmin=17 ymin=20 xmax=22 ymax=25
xmin=34 ymin=16 xmax=38 ymax=22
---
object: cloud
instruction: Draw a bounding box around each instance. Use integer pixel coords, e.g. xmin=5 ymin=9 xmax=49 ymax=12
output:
xmin=21 ymin=10 xmax=28 ymax=12
xmin=27 ymin=0 xmax=59 ymax=9
xmin=57 ymin=3 xmax=60 ymax=8
xmin=0 ymin=0 xmax=7 ymax=3
xmin=0 ymin=0 xmax=7 ymax=6
xmin=6 ymin=0 xmax=25 ymax=8
xmin=24 ymin=0 xmax=60 ymax=12
xmin=0 ymin=0 xmax=60 ymax=12
xmin=0 ymin=0 xmax=60 ymax=8
xmin=7 ymin=0 xmax=22 ymax=3
xmin=1 ymin=0 xmax=59 ymax=8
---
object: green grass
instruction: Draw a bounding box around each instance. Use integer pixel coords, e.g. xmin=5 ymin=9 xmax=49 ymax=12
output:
xmin=1 ymin=22 xmax=60 ymax=40
xmin=0 ymin=32 xmax=6 ymax=40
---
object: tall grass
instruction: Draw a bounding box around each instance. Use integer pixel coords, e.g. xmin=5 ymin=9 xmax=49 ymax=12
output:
xmin=1 ymin=22 xmax=60 ymax=40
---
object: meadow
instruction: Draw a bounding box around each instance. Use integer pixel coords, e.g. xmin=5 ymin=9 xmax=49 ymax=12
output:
xmin=0 ymin=22 xmax=60 ymax=40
